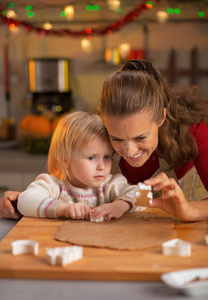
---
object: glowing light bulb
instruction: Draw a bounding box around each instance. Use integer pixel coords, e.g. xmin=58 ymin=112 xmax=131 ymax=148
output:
xmin=198 ymin=11 xmax=204 ymax=18
xmin=61 ymin=11 xmax=66 ymax=17
xmin=86 ymin=4 xmax=93 ymax=11
xmin=167 ymin=8 xmax=174 ymax=14
xmin=8 ymin=3 xmax=15 ymax=9
xmin=81 ymin=38 xmax=92 ymax=53
xmin=174 ymin=8 xmax=180 ymax=15
xmin=9 ymin=23 xmax=15 ymax=30
xmin=119 ymin=43 xmax=131 ymax=60
xmin=107 ymin=0 xmax=120 ymax=12
xmin=27 ymin=11 xmax=34 ymax=18
xmin=43 ymin=22 xmax=52 ymax=30
xmin=26 ymin=5 xmax=33 ymax=11
xmin=7 ymin=10 xmax=17 ymax=19
xmin=146 ymin=2 xmax=153 ymax=9
xmin=9 ymin=23 xmax=19 ymax=33
xmin=93 ymin=5 xmax=99 ymax=11
xmin=157 ymin=11 xmax=169 ymax=23
xmin=86 ymin=28 xmax=92 ymax=34
xmin=56 ymin=105 xmax=62 ymax=112
xmin=64 ymin=5 xmax=74 ymax=20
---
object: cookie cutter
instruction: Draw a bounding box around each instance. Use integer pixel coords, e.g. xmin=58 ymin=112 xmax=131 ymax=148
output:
xmin=45 ymin=246 xmax=83 ymax=267
xmin=137 ymin=182 xmax=152 ymax=192
xmin=205 ymin=220 xmax=208 ymax=244
xmin=162 ymin=238 xmax=191 ymax=257
xmin=135 ymin=182 xmax=153 ymax=207
xmin=204 ymin=234 xmax=208 ymax=245
xmin=90 ymin=211 xmax=105 ymax=222
xmin=11 ymin=239 xmax=39 ymax=256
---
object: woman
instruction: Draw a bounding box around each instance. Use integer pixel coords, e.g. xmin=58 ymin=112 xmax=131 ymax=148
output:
xmin=99 ymin=59 xmax=208 ymax=221
xmin=1 ymin=59 xmax=208 ymax=221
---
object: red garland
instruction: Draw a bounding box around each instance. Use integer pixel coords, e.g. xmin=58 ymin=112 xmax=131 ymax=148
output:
xmin=0 ymin=2 xmax=149 ymax=37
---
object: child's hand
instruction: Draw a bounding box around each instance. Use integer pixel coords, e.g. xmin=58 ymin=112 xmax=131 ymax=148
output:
xmin=91 ymin=200 xmax=131 ymax=221
xmin=56 ymin=202 xmax=91 ymax=220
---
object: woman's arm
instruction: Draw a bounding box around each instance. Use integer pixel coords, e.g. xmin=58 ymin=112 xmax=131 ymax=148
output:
xmin=144 ymin=172 xmax=208 ymax=221
xmin=0 ymin=191 xmax=21 ymax=219
xmin=192 ymin=121 xmax=208 ymax=190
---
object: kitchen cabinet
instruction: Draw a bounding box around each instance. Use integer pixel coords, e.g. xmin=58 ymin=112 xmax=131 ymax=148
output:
xmin=0 ymin=149 xmax=47 ymax=196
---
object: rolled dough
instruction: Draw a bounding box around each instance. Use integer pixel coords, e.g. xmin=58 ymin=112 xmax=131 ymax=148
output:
xmin=54 ymin=211 xmax=177 ymax=250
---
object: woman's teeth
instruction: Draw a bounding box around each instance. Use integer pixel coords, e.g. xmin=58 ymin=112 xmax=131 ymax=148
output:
xmin=131 ymin=152 xmax=143 ymax=158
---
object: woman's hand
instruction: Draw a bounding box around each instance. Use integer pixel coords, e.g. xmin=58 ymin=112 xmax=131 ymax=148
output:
xmin=144 ymin=172 xmax=207 ymax=221
xmin=91 ymin=200 xmax=131 ymax=221
xmin=0 ymin=191 xmax=21 ymax=219
xmin=56 ymin=202 xmax=91 ymax=220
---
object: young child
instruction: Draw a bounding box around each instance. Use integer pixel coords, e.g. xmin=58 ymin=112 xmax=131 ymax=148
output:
xmin=18 ymin=111 xmax=143 ymax=221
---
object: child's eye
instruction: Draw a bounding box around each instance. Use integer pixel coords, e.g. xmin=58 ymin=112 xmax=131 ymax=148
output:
xmin=87 ymin=156 xmax=95 ymax=160
xmin=104 ymin=155 xmax=110 ymax=160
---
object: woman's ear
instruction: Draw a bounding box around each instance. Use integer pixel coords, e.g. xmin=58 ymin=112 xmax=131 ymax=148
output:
xmin=159 ymin=108 xmax=167 ymax=127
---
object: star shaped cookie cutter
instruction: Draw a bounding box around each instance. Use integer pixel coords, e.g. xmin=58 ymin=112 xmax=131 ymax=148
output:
xmin=45 ymin=246 xmax=83 ymax=267
xmin=162 ymin=238 xmax=191 ymax=257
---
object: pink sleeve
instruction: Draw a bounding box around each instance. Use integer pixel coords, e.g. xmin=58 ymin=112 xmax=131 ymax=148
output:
xmin=191 ymin=122 xmax=208 ymax=190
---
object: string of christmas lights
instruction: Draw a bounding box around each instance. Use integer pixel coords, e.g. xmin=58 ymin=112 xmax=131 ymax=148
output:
xmin=0 ymin=1 xmax=150 ymax=37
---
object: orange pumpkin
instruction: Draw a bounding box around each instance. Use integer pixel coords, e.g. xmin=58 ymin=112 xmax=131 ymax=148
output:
xmin=19 ymin=114 xmax=52 ymax=138
xmin=51 ymin=115 xmax=64 ymax=132
xmin=19 ymin=114 xmax=37 ymax=130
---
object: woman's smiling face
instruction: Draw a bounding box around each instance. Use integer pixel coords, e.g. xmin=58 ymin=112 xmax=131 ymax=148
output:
xmin=102 ymin=109 xmax=166 ymax=168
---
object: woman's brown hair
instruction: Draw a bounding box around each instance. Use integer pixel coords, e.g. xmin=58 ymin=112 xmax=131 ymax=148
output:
xmin=99 ymin=59 xmax=208 ymax=170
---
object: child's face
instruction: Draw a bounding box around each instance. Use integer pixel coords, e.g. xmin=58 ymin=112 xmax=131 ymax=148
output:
xmin=67 ymin=136 xmax=113 ymax=189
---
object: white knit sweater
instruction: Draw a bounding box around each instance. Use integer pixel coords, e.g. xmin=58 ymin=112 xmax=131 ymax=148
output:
xmin=18 ymin=173 xmax=143 ymax=218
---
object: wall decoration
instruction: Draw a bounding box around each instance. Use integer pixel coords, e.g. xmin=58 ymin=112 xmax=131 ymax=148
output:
xmin=0 ymin=1 xmax=149 ymax=37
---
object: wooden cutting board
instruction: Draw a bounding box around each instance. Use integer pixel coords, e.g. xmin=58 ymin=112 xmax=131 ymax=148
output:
xmin=0 ymin=208 xmax=207 ymax=281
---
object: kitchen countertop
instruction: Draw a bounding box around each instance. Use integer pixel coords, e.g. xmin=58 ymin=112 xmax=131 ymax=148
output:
xmin=0 ymin=149 xmax=207 ymax=300
xmin=0 ymin=217 xmax=207 ymax=300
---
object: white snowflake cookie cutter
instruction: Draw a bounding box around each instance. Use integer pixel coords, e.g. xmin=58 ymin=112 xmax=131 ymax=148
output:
xmin=162 ymin=238 xmax=191 ymax=257
xmin=45 ymin=246 xmax=83 ymax=267
xmin=204 ymin=234 xmax=208 ymax=245
xmin=11 ymin=239 xmax=39 ymax=256
xmin=90 ymin=211 xmax=105 ymax=222
xmin=135 ymin=182 xmax=153 ymax=207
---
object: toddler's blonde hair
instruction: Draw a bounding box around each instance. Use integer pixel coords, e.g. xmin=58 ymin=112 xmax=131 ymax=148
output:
xmin=48 ymin=111 xmax=108 ymax=180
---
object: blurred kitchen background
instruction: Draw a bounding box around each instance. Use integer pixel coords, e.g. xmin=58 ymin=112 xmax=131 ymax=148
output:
xmin=0 ymin=0 xmax=207 ymax=193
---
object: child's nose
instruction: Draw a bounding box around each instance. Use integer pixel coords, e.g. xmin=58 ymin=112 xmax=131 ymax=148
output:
xmin=97 ymin=159 xmax=105 ymax=170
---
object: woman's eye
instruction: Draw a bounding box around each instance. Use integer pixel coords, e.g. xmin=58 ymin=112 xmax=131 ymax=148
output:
xmin=136 ymin=136 xmax=146 ymax=141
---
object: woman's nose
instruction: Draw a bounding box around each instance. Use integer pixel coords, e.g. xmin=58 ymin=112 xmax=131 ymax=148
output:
xmin=124 ymin=141 xmax=138 ymax=157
